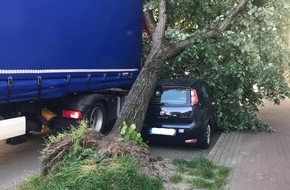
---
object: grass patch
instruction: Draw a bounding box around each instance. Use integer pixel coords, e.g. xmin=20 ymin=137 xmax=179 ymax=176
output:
xmin=47 ymin=120 xmax=88 ymax=145
xmin=173 ymin=157 xmax=230 ymax=190
xmin=18 ymin=146 xmax=163 ymax=190
xmin=190 ymin=178 xmax=214 ymax=189
xmin=169 ymin=174 xmax=183 ymax=184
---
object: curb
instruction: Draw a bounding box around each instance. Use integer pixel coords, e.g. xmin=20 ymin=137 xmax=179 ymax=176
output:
xmin=208 ymin=132 xmax=244 ymax=190
xmin=208 ymin=132 xmax=243 ymax=167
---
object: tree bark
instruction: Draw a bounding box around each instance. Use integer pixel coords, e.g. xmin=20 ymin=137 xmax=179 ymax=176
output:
xmin=111 ymin=0 xmax=251 ymax=134
xmin=111 ymin=54 xmax=166 ymax=133
xmin=143 ymin=7 xmax=156 ymax=35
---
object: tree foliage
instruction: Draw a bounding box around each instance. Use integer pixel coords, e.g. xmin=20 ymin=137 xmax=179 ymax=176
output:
xmin=113 ymin=0 xmax=290 ymax=133
xmin=154 ymin=0 xmax=290 ymax=131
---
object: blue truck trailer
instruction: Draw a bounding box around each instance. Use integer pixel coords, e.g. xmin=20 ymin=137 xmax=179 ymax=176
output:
xmin=0 ymin=0 xmax=142 ymax=141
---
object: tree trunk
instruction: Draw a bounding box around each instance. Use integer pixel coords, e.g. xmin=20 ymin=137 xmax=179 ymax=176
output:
xmin=111 ymin=0 xmax=168 ymax=134
xmin=111 ymin=52 xmax=166 ymax=133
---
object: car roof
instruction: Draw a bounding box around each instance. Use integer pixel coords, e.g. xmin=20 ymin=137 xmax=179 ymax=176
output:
xmin=160 ymin=78 xmax=200 ymax=87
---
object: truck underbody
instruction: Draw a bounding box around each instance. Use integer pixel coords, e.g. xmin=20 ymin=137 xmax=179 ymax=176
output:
xmin=0 ymin=89 xmax=128 ymax=142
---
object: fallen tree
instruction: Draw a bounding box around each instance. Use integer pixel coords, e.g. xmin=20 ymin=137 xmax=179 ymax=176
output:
xmin=112 ymin=0 xmax=252 ymax=134
xmin=39 ymin=0 xmax=290 ymax=187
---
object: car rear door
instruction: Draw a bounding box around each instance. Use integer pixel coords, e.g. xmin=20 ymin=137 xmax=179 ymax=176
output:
xmin=146 ymin=86 xmax=195 ymax=125
xmin=197 ymin=82 xmax=216 ymax=127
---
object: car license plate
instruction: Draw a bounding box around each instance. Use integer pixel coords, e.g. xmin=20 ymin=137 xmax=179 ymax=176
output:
xmin=150 ymin=128 xmax=176 ymax=136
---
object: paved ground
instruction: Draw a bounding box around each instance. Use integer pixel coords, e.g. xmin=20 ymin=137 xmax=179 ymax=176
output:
xmin=0 ymin=129 xmax=219 ymax=190
xmin=209 ymin=99 xmax=290 ymax=190
xmin=0 ymin=135 xmax=44 ymax=190
xmin=149 ymin=132 xmax=221 ymax=160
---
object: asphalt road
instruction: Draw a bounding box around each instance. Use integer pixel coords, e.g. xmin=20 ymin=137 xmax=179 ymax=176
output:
xmin=0 ymin=135 xmax=44 ymax=190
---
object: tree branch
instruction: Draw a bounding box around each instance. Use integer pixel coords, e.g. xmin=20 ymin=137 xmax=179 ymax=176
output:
xmin=218 ymin=0 xmax=250 ymax=32
xmin=164 ymin=0 xmax=250 ymax=60
xmin=151 ymin=0 xmax=167 ymax=51
xmin=164 ymin=38 xmax=196 ymax=60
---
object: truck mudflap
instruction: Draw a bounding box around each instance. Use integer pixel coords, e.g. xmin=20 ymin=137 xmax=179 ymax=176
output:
xmin=0 ymin=117 xmax=26 ymax=140
xmin=39 ymin=108 xmax=57 ymax=134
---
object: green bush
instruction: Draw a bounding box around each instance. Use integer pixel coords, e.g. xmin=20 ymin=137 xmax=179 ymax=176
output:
xmin=119 ymin=122 xmax=148 ymax=148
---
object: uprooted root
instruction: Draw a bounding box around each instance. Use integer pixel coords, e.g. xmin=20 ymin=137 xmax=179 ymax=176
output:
xmin=41 ymin=129 xmax=175 ymax=181
xmin=41 ymin=135 xmax=75 ymax=176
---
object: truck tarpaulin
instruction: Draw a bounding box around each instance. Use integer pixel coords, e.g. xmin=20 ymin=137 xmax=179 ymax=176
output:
xmin=0 ymin=0 xmax=142 ymax=104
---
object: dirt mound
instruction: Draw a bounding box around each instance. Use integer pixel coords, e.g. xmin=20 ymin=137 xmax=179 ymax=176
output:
xmin=41 ymin=130 xmax=175 ymax=182
xmin=41 ymin=135 xmax=75 ymax=176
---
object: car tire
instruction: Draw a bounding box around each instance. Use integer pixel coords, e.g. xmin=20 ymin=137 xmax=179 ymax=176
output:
xmin=200 ymin=124 xmax=211 ymax=149
xmin=86 ymin=102 xmax=106 ymax=133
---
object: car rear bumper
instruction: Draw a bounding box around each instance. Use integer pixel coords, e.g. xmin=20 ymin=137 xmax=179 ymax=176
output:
xmin=141 ymin=122 xmax=207 ymax=146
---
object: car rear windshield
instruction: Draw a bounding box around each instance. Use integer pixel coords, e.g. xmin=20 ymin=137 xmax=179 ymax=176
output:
xmin=153 ymin=87 xmax=190 ymax=106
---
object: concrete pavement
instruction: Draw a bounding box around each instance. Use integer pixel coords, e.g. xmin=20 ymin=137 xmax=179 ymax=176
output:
xmin=0 ymin=135 xmax=43 ymax=190
xmin=209 ymin=99 xmax=290 ymax=190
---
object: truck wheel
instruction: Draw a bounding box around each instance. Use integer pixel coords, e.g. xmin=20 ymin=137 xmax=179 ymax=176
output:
xmin=88 ymin=102 xmax=106 ymax=133
xmin=200 ymin=124 xmax=211 ymax=149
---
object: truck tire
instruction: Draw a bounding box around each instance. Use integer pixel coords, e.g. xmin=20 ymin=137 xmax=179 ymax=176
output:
xmin=87 ymin=102 xmax=106 ymax=133
xmin=200 ymin=124 xmax=211 ymax=149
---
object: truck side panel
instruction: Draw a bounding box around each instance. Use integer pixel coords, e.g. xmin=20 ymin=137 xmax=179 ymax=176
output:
xmin=0 ymin=0 xmax=142 ymax=103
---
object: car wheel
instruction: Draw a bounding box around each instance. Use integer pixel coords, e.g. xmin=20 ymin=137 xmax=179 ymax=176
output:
xmin=87 ymin=102 xmax=106 ymax=133
xmin=200 ymin=124 xmax=211 ymax=149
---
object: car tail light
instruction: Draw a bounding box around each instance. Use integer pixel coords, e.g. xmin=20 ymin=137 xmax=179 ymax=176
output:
xmin=191 ymin=89 xmax=198 ymax=106
xmin=62 ymin=110 xmax=82 ymax=119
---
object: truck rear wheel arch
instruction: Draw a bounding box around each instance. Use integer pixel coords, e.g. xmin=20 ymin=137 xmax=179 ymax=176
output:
xmin=60 ymin=94 xmax=109 ymax=129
